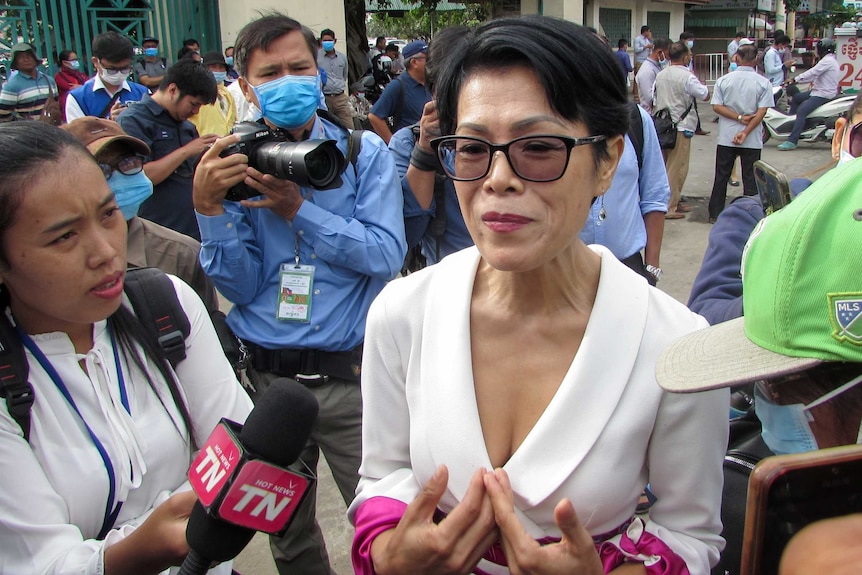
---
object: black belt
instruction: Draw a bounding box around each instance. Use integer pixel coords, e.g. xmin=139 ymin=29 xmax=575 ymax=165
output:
xmin=245 ymin=342 xmax=362 ymax=384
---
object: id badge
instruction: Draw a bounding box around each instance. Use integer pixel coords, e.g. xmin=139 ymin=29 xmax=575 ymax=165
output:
xmin=277 ymin=264 xmax=315 ymax=322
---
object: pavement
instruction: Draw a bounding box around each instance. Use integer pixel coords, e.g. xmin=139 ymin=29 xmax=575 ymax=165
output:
xmin=231 ymin=104 xmax=836 ymax=575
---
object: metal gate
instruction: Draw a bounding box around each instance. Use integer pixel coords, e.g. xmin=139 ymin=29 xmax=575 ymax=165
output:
xmin=1 ymin=0 xmax=220 ymax=76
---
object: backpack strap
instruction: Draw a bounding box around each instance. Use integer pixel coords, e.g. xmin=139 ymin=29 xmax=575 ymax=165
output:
xmin=316 ymin=109 xmax=364 ymax=179
xmin=627 ymin=102 xmax=645 ymax=172
xmin=0 ymin=312 xmax=33 ymax=441
xmin=347 ymin=128 xmax=363 ymax=176
xmin=123 ymin=267 xmax=190 ymax=368
xmin=0 ymin=268 xmax=190 ymax=442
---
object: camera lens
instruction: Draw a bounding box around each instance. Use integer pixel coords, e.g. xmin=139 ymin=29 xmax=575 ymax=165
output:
xmin=254 ymin=139 xmax=344 ymax=190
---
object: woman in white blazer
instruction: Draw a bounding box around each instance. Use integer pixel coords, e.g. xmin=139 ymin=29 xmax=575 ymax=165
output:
xmin=349 ymin=16 xmax=728 ymax=575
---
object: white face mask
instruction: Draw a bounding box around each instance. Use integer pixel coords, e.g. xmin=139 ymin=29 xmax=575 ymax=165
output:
xmin=100 ymin=69 xmax=129 ymax=86
xmin=839 ymin=149 xmax=856 ymax=165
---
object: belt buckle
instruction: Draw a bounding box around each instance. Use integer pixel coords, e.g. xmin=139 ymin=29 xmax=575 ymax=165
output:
xmin=295 ymin=373 xmax=329 ymax=388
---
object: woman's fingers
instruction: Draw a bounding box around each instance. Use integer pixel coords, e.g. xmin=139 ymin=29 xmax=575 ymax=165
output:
xmin=401 ymin=464 xmax=449 ymax=527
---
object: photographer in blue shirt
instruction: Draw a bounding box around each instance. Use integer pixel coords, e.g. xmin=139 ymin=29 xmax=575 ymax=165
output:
xmin=192 ymin=13 xmax=406 ymax=575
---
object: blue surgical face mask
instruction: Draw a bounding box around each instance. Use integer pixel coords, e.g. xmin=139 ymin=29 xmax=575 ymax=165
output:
xmin=225 ymin=56 xmax=234 ymax=67
xmin=108 ymin=170 xmax=153 ymax=220
xmin=144 ymin=47 xmax=159 ymax=57
xmin=322 ymin=40 xmax=335 ymax=52
xmin=658 ymin=53 xmax=668 ymax=69
xmin=252 ymin=74 xmax=319 ymax=130
xmin=755 ymin=372 xmax=862 ymax=455
xmin=729 ymin=62 xmax=739 ymax=72
xmin=686 ymin=40 xmax=694 ymax=49
xmin=212 ymin=71 xmax=227 ymax=84
xmin=67 ymin=59 xmax=80 ymax=71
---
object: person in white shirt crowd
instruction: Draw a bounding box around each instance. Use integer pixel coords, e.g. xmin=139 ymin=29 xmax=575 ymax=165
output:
xmin=632 ymin=25 xmax=653 ymax=101
xmin=727 ymin=32 xmax=745 ymax=66
xmin=65 ymin=32 xmax=149 ymax=122
xmin=764 ymin=34 xmax=793 ymax=105
xmin=317 ymin=28 xmax=353 ymax=129
xmin=778 ymin=38 xmax=840 ymax=150
xmin=708 ymin=44 xmax=774 ymax=222
xmin=654 ymin=41 xmax=710 ymax=219
xmin=635 ymin=37 xmax=671 ymax=115
xmin=0 ymin=121 xmax=252 ymax=574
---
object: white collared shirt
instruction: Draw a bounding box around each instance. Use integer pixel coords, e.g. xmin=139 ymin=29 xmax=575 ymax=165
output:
xmin=65 ymin=74 xmax=133 ymax=122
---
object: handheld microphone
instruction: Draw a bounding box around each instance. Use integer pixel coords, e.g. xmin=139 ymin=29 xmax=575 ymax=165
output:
xmin=179 ymin=378 xmax=319 ymax=574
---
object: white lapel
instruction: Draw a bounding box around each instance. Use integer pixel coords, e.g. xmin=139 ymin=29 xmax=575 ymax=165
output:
xmin=504 ymin=247 xmax=651 ymax=506
xmin=421 ymin=248 xmax=493 ymax=500
xmin=422 ymin=247 xmax=652 ymax=509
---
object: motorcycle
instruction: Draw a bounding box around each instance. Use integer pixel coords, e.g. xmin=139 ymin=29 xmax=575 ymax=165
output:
xmin=358 ymin=54 xmax=394 ymax=105
xmin=762 ymin=87 xmax=855 ymax=144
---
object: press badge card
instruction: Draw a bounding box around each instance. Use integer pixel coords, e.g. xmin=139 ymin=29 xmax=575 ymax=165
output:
xmin=277 ymin=264 xmax=315 ymax=322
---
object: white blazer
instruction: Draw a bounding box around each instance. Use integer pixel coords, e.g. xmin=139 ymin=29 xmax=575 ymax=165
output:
xmin=351 ymin=246 xmax=728 ymax=574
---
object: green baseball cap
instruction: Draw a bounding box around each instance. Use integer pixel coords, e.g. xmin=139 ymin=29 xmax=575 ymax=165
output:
xmin=657 ymin=157 xmax=862 ymax=393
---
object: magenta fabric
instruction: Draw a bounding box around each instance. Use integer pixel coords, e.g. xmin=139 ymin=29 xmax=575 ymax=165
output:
xmin=598 ymin=520 xmax=691 ymax=575
xmin=353 ymin=497 xmax=687 ymax=575
xmin=351 ymin=497 xmax=408 ymax=574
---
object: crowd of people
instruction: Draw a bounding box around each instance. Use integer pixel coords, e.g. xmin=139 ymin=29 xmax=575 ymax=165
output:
xmin=0 ymin=11 xmax=859 ymax=575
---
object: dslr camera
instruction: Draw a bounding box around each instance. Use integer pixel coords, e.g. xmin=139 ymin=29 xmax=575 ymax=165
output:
xmin=221 ymin=122 xmax=346 ymax=201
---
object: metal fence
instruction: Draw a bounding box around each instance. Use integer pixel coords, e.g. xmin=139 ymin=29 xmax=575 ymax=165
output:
xmin=694 ymin=52 xmax=726 ymax=87
xmin=1 ymin=0 xmax=220 ymax=76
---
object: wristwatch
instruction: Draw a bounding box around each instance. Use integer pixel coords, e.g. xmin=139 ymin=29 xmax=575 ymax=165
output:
xmin=737 ymin=114 xmax=743 ymax=123
xmin=645 ymin=264 xmax=662 ymax=282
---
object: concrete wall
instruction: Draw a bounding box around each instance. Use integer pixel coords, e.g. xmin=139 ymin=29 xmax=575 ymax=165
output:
xmin=218 ymin=0 xmax=346 ymax=53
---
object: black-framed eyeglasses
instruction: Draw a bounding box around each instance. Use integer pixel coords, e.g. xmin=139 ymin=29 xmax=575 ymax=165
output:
xmin=430 ymin=134 xmax=606 ymax=183
xmin=98 ymin=60 xmax=132 ymax=75
xmin=99 ymin=154 xmax=145 ymax=179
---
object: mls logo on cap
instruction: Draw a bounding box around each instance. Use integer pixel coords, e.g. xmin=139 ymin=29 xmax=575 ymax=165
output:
xmin=829 ymin=294 xmax=862 ymax=344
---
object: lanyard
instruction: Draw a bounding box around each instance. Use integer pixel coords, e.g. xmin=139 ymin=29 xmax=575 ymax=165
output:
xmin=18 ymin=325 xmax=129 ymax=539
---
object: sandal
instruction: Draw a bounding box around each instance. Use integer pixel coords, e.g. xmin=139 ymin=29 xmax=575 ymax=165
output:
xmin=665 ymin=212 xmax=685 ymax=219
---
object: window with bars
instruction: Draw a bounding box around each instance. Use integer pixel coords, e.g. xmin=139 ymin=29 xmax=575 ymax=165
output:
xmin=600 ymin=8 xmax=632 ymax=47
xmin=647 ymin=11 xmax=671 ymax=42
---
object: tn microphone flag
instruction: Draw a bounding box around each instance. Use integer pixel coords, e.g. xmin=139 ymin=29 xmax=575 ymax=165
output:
xmin=188 ymin=419 xmax=313 ymax=535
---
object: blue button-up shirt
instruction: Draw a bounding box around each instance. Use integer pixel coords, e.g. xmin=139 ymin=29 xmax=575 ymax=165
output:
xmin=389 ymin=126 xmax=473 ymax=265
xmin=580 ymin=106 xmax=670 ymax=259
xmin=197 ymin=115 xmax=406 ymax=351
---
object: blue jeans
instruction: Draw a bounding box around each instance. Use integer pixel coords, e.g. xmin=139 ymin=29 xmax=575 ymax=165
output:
xmin=788 ymin=91 xmax=829 ymax=144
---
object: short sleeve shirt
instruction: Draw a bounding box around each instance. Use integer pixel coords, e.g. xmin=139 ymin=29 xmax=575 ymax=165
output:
xmin=711 ymin=67 xmax=774 ymax=149
xmin=370 ymin=73 xmax=431 ymax=132
xmin=118 ymin=94 xmax=202 ymax=240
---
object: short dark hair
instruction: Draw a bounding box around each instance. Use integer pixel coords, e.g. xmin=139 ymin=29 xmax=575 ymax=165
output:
xmin=320 ymin=28 xmax=335 ymax=40
xmin=679 ymin=31 xmax=695 ymax=41
xmin=92 ymin=31 xmax=134 ymax=62
xmin=736 ymin=44 xmax=757 ymax=63
xmin=158 ymin=59 xmax=217 ymax=104
xmin=641 ymin=25 xmax=651 ymax=34
xmin=735 ymin=31 xmax=745 ymax=39
xmin=0 ymin=123 xmax=92 ymax=267
xmin=668 ymin=41 xmax=690 ymax=62
xmin=183 ymin=38 xmax=200 ymax=48
xmin=775 ymin=34 xmax=792 ymax=46
xmin=57 ymin=49 xmax=76 ymax=64
xmin=233 ymin=12 xmax=317 ymax=77
xmin=435 ymin=16 xmax=628 ymax=167
xmin=385 ymin=43 xmax=399 ymax=54
xmin=376 ymin=36 xmax=386 ymax=44
xmin=177 ymin=46 xmax=200 ymax=61
xmin=618 ymin=38 xmax=628 ymax=49
xmin=653 ymin=38 xmax=672 ymax=52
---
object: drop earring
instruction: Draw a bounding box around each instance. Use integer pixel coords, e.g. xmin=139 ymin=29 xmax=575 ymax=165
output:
xmin=598 ymin=195 xmax=607 ymax=223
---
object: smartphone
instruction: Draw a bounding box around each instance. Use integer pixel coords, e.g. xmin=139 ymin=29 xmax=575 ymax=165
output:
xmin=753 ymin=160 xmax=793 ymax=216
xmin=740 ymin=443 xmax=862 ymax=575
